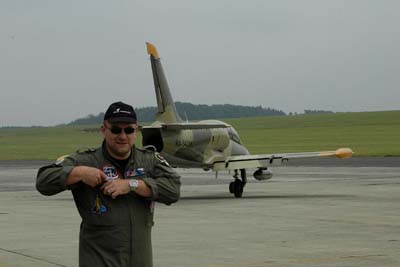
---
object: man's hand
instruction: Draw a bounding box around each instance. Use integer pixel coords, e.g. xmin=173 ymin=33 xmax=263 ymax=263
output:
xmin=67 ymin=166 xmax=107 ymax=187
xmin=102 ymin=179 xmax=130 ymax=199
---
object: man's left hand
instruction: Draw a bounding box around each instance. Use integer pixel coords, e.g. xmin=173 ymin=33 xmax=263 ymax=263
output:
xmin=102 ymin=179 xmax=130 ymax=199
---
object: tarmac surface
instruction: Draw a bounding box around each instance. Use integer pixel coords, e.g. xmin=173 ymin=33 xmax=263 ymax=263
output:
xmin=0 ymin=159 xmax=399 ymax=267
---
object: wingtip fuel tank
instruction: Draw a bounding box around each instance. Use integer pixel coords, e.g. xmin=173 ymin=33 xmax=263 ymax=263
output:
xmin=335 ymin=148 xmax=353 ymax=159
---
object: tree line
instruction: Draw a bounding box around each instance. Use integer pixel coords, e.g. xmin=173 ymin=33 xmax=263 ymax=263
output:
xmin=68 ymin=102 xmax=286 ymax=125
xmin=304 ymin=109 xmax=334 ymax=114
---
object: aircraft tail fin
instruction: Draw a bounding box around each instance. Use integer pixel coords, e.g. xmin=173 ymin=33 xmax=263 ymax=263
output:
xmin=146 ymin=42 xmax=183 ymax=123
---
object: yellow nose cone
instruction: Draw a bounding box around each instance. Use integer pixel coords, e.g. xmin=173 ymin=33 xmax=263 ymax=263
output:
xmin=335 ymin=148 xmax=353 ymax=158
xmin=146 ymin=42 xmax=159 ymax=59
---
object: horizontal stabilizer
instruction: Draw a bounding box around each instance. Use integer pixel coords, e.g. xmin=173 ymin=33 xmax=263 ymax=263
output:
xmin=212 ymin=148 xmax=353 ymax=171
xmin=141 ymin=123 xmax=229 ymax=130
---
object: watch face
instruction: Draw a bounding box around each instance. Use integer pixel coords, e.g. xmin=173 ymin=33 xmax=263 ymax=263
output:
xmin=129 ymin=179 xmax=138 ymax=190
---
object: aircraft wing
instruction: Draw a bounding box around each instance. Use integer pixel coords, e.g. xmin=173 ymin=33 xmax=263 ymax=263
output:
xmin=212 ymin=148 xmax=353 ymax=171
xmin=141 ymin=123 xmax=228 ymax=130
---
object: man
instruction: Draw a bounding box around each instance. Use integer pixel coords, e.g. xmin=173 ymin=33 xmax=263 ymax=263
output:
xmin=36 ymin=101 xmax=181 ymax=267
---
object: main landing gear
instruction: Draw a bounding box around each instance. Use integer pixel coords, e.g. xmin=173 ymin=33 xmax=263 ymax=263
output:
xmin=229 ymin=169 xmax=247 ymax=198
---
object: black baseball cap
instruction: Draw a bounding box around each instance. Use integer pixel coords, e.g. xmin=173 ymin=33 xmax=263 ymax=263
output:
xmin=104 ymin=101 xmax=137 ymax=123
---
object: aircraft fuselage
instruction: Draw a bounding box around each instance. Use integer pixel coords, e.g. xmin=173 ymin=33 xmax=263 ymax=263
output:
xmin=142 ymin=120 xmax=250 ymax=168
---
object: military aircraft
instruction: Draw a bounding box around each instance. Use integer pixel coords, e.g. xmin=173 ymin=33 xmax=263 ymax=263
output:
xmin=141 ymin=42 xmax=353 ymax=198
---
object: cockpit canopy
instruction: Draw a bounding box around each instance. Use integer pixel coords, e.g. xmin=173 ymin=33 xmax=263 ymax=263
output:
xmin=227 ymin=127 xmax=242 ymax=144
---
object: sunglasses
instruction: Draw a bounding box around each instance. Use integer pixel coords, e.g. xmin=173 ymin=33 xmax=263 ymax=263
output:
xmin=106 ymin=125 xmax=136 ymax=135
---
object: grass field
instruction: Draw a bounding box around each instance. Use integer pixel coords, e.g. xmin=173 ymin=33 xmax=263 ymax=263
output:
xmin=0 ymin=110 xmax=399 ymax=160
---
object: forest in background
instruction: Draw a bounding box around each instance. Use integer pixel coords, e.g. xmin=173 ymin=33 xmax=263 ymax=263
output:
xmin=69 ymin=102 xmax=294 ymax=125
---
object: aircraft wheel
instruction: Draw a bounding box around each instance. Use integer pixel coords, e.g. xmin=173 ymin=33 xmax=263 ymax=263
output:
xmin=233 ymin=179 xmax=244 ymax=198
xmin=229 ymin=182 xmax=235 ymax=194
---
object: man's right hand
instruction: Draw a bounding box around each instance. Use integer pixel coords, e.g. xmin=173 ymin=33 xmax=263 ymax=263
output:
xmin=66 ymin=166 xmax=108 ymax=187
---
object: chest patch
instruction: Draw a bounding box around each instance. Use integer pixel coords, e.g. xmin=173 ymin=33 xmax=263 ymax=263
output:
xmin=102 ymin=165 xmax=120 ymax=180
xmin=92 ymin=194 xmax=107 ymax=215
xmin=125 ymin=167 xmax=145 ymax=178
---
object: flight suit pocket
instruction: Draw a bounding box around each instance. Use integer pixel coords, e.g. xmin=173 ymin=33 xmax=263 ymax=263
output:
xmin=80 ymin=224 xmax=129 ymax=266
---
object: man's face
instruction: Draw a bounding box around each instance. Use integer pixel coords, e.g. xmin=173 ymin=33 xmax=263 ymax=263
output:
xmin=101 ymin=121 xmax=137 ymax=160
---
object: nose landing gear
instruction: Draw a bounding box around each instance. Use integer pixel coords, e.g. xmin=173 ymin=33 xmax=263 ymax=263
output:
xmin=229 ymin=169 xmax=247 ymax=198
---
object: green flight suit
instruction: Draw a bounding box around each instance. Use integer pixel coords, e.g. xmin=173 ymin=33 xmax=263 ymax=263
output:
xmin=36 ymin=144 xmax=181 ymax=267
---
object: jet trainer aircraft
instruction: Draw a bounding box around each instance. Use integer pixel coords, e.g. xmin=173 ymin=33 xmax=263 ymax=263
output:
xmin=141 ymin=42 xmax=353 ymax=198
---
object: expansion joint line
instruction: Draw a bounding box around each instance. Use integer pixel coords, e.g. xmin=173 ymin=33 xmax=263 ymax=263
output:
xmin=0 ymin=247 xmax=68 ymax=267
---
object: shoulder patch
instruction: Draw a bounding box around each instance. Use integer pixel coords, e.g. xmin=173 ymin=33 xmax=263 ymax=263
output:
xmin=55 ymin=155 xmax=69 ymax=165
xmin=155 ymin=152 xmax=171 ymax=167
xmin=76 ymin=147 xmax=97 ymax=154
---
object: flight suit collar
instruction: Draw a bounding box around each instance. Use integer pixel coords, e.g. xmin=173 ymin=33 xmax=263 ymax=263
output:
xmin=101 ymin=140 xmax=136 ymax=174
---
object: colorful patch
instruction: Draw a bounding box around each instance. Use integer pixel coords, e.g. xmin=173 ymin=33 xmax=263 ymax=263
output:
xmin=135 ymin=168 xmax=145 ymax=176
xmin=125 ymin=167 xmax=136 ymax=177
xmin=125 ymin=167 xmax=145 ymax=178
xmin=92 ymin=194 xmax=107 ymax=214
xmin=155 ymin=153 xmax=170 ymax=167
xmin=102 ymin=165 xmax=119 ymax=180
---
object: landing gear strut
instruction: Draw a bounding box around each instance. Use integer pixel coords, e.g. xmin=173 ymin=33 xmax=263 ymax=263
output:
xmin=229 ymin=169 xmax=247 ymax=198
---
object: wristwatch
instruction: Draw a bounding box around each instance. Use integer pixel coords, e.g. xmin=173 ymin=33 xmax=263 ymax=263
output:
xmin=129 ymin=179 xmax=139 ymax=191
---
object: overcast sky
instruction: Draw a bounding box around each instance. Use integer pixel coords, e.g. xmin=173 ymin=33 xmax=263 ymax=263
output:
xmin=1 ymin=1 xmax=399 ymax=126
